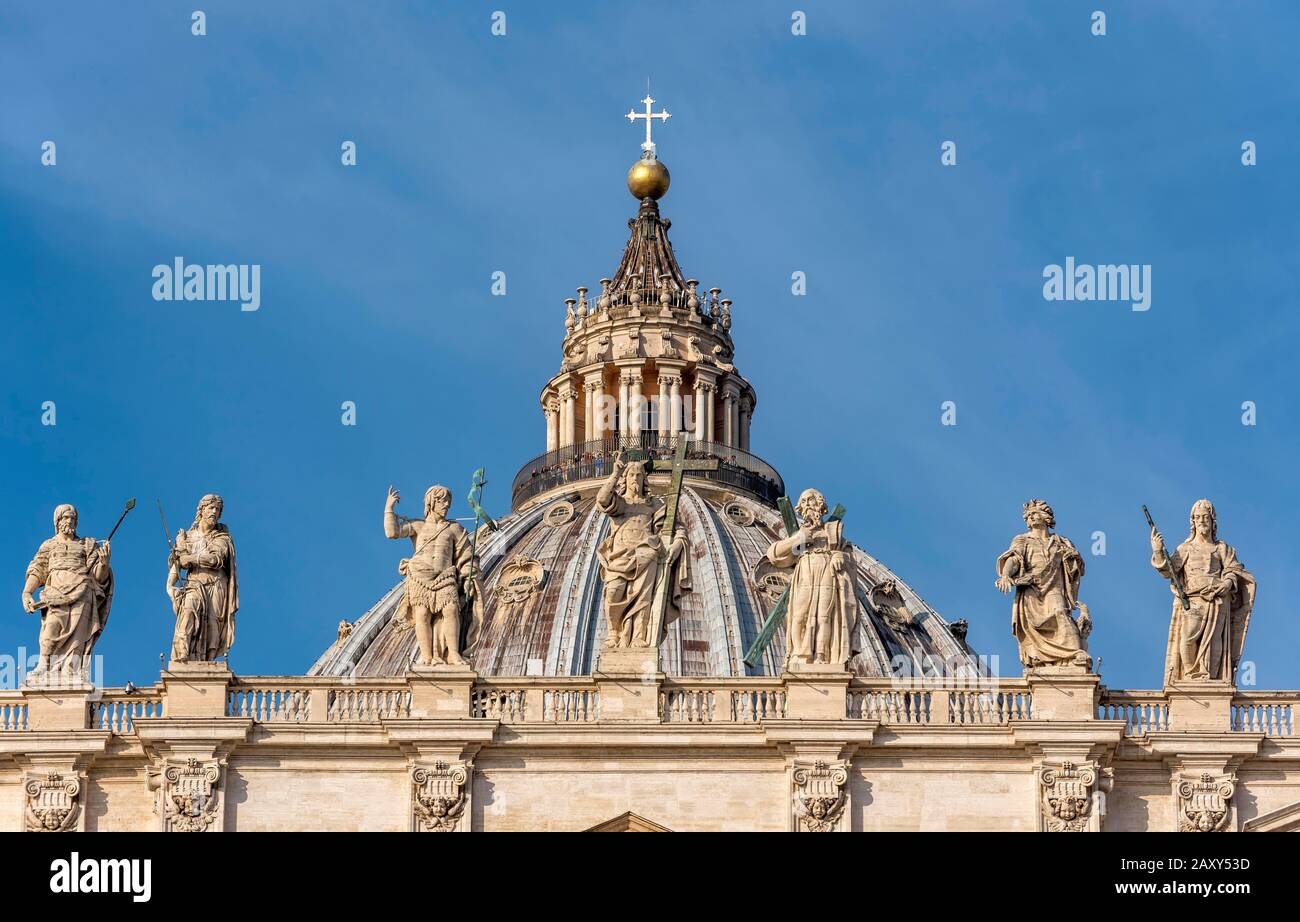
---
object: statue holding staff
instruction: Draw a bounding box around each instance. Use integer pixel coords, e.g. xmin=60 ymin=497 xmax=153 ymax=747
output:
xmin=595 ymin=451 xmax=691 ymax=650
xmin=1150 ymin=499 xmax=1255 ymax=685
xmin=21 ymin=504 xmax=115 ymax=681
xmin=384 ymin=485 xmax=483 ymax=666
xmin=765 ymin=488 xmax=860 ymax=670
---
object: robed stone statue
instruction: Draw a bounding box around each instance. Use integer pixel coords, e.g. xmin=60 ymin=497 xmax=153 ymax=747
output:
xmin=595 ymin=454 xmax=690 ymax=650
xmin=168 ymin=494 xmax=238 ymax=663
xmin=766 ymin=488 xmax=860 ymax=670
xmin=21 ymin=504 xmax=114 ymax=682
xmin=1151 ymin=499 xmax=1255 ymax=685
xmin=384 ymin=485 xmax=483 ymax=667
xmin=996 ymin=499 xmax=1092 ymax=669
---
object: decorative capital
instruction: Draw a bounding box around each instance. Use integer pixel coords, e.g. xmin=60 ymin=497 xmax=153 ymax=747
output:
xmin=412 ymin=760 xmax=471 ymax=832
xmin=1177 ymin=771 xmax=1236 ymax=832
xmin=1038 ymin=759 xmax=1105 ymax=832
xmin=23 ymin=771 xmax=83 ymax=833
xmin=152 ymin=756 xmax=223 ymax=832
xmin=791 ymin=759 xmax=850 ymax=832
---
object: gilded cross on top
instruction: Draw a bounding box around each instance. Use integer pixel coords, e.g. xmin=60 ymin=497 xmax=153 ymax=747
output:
xmin=626 ymin=94 xmax=670 ymax=155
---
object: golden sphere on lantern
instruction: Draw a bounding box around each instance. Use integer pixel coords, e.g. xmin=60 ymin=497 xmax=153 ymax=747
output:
xmin=627 ymin=156 xmax=670 ymax=200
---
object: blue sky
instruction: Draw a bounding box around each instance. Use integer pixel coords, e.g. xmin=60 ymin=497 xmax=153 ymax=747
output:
xmin=1 ymin=2 xmax=1296 ymax=689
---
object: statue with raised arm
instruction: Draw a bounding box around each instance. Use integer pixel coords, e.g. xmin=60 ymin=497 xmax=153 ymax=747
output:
xmin=595 ymin=452 xmax=690 ymax=649
xmin=21 ymin=504 xmax=114 ymax=682
xmin=996 ymin=499 xmax=1092 ymax=669
xmin=168 ymin=494 xmax=238 ymax=663
xmin=384 ymin=485 xmax=483 ymax=667
xmin=1150 ymin=499 xmax=1255 ymax=685
xmin=766 ymin=488 xmax=860 ymax=670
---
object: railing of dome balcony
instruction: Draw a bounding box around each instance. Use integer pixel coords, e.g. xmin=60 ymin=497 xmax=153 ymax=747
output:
xmin=569 ymin=283 xmax=724 ymax=319
xmin=847 ymin=679 xmax=1034 ymax=725
xmin=91 ymin=687 xmax=165 ymax=734
xmin=511 ymin=434 xmax=783 ymax=509
xmin=1097 ymin=690 xmax=1170 ymax=736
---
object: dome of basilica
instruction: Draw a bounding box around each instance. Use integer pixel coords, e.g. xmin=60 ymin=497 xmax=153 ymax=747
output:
xmin=310 ymin=150 xmax=978 ymax=682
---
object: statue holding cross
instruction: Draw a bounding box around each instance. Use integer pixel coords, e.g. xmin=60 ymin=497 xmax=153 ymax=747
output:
xmin=594 ymin=439 xmax=710 ymax=657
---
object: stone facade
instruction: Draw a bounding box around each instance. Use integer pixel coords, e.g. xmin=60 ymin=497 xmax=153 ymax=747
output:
xmin=1 ymin=671 xmax=1296 ymax=831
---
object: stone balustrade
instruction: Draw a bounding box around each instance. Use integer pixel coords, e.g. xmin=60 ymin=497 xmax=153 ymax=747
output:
xmin=0 ymin=692 xmax=27 ymax=731
xmin=847 ymin=680 xmax=1033 ymax=725
xmin=2 ymin=674 xmax=1297 ymax=734
xmin=469 ymin=678 xmax=599 ymax=722
xmin=1230 ymin=691 xmax=1295 ymax=737
xmin=1097 ymin=690 xmax=1171 ymax=736
xmin=660 ymin=678 xmax=786 ymax=723
xmin=90 ymin=687 xmax=165 ymax=734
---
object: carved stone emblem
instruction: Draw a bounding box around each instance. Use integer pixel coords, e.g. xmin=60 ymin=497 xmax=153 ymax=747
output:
xmin=152 ymin=757 xmax=222 ymax=832
xmin=1178 ymin=772 xmax=1235 ymax=832
xmin=792 ymin=760 xmax=849 ymax=832
xmin=869 ymin=579 xmax=912 ymax=631
xmin=1039 ymin=760 xmax=1102 ymax=832
xmin=494 ymin=556 xmax=547 ymax=636
xmin=412 ymin=761 xmax=469 ymax=832
xmin=24 ymin=771 xmax=82 ymax=832
xmin=586 ymin=333 xmax=611 ymax=365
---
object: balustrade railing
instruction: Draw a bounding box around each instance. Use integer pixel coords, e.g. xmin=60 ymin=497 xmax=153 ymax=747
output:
xmin=92 ymin=689 xmax=165 ymax=734
xmin=0 ymin=694 xmax=28 ymax=731
xmin=543 ymin=687 xmax=600 ymax=722
xmin=660 ymin=679 xmax=786 ymax=723
xmin=511 ymin=434 xmax=783 ymax=508
xmin=948 ymin=687 xmax=1033 ymax=724
xmin=849 ymin=687 xmax=932 ymax=723
xmin=229 ymin=684 xmax=312 ymax=722
xmin=328 ymin=684 xmax=412 ymax=721
xmin=1097 ymin=690 xmax=1169 ymax=736
xmin=472 ymin=686 xmax=527 ymax=721
xmin=1231 ymin=693 xmax=1295 ymax=737
xmin=5 ymin=676 xmax=1298 ymax=735
xmin=847 ymin=680 xmax=1033 ymax=725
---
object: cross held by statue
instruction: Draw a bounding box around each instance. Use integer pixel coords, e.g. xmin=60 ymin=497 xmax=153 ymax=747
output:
xmin=647 ymin=436 xmax=718 ymax=539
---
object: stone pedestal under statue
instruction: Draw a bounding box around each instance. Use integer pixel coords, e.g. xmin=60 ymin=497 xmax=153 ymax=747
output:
xmin=783 ymin=661 xmax=851 ymax=721
xmin=1165 ymin=679 xmax=1236 ymax=733
xmin=163 ymin=660 xmax=233 ymax=719
xmin=1024 ymin=665 xmax=1099 ymax=722
xmin=594 ymin=646 xmax=661 ymax=721
xmin=408 ymin=663 xmax=477 ymax=719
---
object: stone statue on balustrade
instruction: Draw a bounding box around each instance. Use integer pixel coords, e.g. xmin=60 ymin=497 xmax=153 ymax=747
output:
xmin=167 ymin=494 xmax=238 ymax=664
xmin=384 ymin=485 xmax=483 ymax=667
xmin=996 ymin=499 xmax=1092 ymax=670
xmin=766 ymin=488 xmax=860 ymax=671
xmin=21 ymin=504 xmax=114 ymax=683
xmin=594 ymin=453 xmax=691 ymax=656
xmin=1150 ymin=499 xmax=1255 ymax=686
